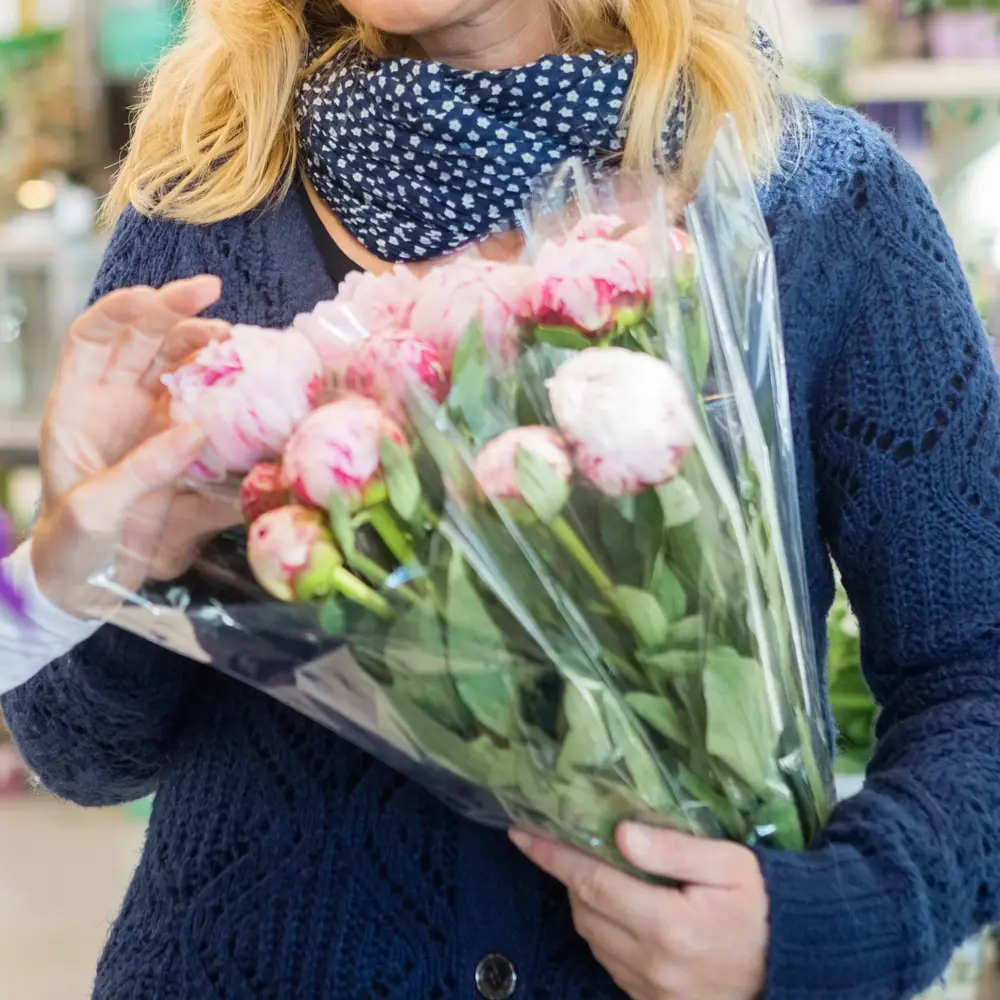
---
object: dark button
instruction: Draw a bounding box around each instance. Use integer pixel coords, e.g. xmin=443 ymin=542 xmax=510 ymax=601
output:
xmin=475 ymin=953 xmax=518 ymax=999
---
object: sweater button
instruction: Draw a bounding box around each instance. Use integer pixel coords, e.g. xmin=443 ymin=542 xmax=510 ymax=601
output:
xmin=475 ymin=953 xmax=518 ymax=999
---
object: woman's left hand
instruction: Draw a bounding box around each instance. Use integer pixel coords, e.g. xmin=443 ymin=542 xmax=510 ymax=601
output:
xmin=511 ymin=824 xmax=769 ymax=1000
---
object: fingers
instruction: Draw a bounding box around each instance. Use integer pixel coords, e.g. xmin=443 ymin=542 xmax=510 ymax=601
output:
xmin=62 ymin=276 xmax=222 ymax=385
xmin=62 ymin=285 xmax=159 ymax=382
xmin=66 ymin=424 xmax=206 ymax=535
xmin=144 ymin=490 xmax=242 ymax=581
xmin=510 ymin=830 xmax=669 ymax=930
xmin=141 ymin=317 xmax=230 ymax=390
xmin=106 ymin=276 xmax=224 ymax=385
xmin=617 ymin=824 xmax=750 ymax=888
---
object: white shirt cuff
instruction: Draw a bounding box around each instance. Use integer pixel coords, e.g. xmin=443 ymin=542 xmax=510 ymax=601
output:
xmin=0 ymin=541 xmax=101 ymax=695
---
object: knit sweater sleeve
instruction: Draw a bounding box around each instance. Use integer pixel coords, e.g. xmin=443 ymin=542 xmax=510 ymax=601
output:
xmin=0 ymin=208 xmax=223 ymax=807
xmin=757 ymin=125 xmax=1000 ymax=998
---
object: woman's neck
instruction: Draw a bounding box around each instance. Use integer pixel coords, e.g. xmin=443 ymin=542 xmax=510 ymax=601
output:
xmin=303 ymin=180 xmax=525 ymax=277
xmin=412 ymin=0 xmax=556 ymax=70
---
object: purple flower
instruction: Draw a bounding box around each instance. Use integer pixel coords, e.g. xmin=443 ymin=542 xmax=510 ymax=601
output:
xmin=0 ymin=509 xmax=25 ymax=619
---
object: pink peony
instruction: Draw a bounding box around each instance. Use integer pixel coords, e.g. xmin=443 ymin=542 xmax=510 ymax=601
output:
xmin=546 ymin=347 xmax=695 ymax=498
xmin=240 ymin=462 xmax=290 ymax=523
xmin=247 ymin=505 xmax=342 ymax=602
xmin=408 ymin=257 xmax=533 ymax=365
xmin=531 ymin=236 xmax=650 ymax=336
xmin=474 ymin=427 xmax=573 ymax=500
xmin=344 ymin=331 xmax=450 ymax=420
xmin=282 ymin=395 xmax=406 ymax=508
xmin=294 ymin=266 xmax=421 ymax=370
xmin=163 ymin=325 xmax=324 ymax=482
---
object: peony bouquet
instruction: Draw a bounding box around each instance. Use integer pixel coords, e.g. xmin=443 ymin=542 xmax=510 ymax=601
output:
xmin=98 ymin=125 xmax=834 ymax=869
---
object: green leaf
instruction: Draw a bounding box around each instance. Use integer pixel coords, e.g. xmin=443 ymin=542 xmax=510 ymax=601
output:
xmin=380 ymin=435 xmax=422 ymax=523
xmin=703 ymin=647 xmax=778 ymax=795
xmin=603 ymin=694 xmax=674 ymax=811
xmin=385 ymin=695 xmax=511 ymax=788
xmin=751 ymin=792 xmax=805 ymax=851
xmin=556 ymin=683 xmax=615 ymax=776
xmin=384 ymin=606 xmax=476 ymax=734
xmin=657 ymin=477 xmax=701 ymax=528
xmin=632 ymin=490 xmax=664 ymax=582
xmin=450 ymin=321 xmax=488 ymax=438
xmin=447 ymin=549 xmax=519 ymax=739
xmin=514 ymin=445 xmax=570 ymax=525
xmin=534 ymin=325 xmax=592 ymax=350
xmin=684 ymin=310 xmax=712 ymax=392
xmin=669 ymin=614 xmax=707 ymax=648
xmin=384 ymin=605 xmax=444 ymax=677
xmin=328 ymin=491 xmax=356 ymax=556
xmin=318 ymin=597 xmax=346 ymax=637
xmin=636 ymin=648 xmax=705 ymax=676
xmin=625 ymin=692 xmax=689 ymax=746
xmin=675 ymin=762 xmax=745 ymax=838
xmin=651 ymin=560 xmax=687 ymax=623
xmin=599 ymin=504 xmax=642 ymax=585
xmin=612 ymin=585 xmax=669 ymax=647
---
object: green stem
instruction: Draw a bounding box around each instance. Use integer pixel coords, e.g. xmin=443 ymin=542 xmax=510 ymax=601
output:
xmin=345 ymin=551 xmax=425 ymax=609
xmin=551 ymin=516 xmax=642 ymax=639
xmin=331 ymin=567 xmax=393 ymax=619
xmin=420 ymin=501 xmax=441 ymax=530
xmin=369 ymin=502 xmax=445 ymax=615
xmin=551 ymin=516 xmax=616 ymax=593
xmin=369 ymin=503 xmax=416 ymax=568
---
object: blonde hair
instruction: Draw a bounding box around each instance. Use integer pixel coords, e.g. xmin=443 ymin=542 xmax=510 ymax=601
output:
xmin=106 ymin=0 xmax=785 ymax=225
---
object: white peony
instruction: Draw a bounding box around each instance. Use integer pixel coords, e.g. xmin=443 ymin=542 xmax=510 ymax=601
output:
xmin=546 ymin=347 xmax=695 ymax=497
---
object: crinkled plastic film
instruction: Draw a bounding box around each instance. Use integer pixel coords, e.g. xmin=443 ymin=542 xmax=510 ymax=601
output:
xmin=89 ymin=121 xmax=834 ymax=872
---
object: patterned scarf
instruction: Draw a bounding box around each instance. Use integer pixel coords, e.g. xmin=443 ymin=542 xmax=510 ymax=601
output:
xmin=296 ymin=32 xmax=778 ymax=262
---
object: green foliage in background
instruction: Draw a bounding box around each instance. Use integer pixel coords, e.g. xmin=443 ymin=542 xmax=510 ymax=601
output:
xmin=827 ymin=586 xmax=877 ymax=773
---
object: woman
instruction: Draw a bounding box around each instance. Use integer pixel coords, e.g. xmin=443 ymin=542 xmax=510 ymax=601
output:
xmin=3 ymin=0 xmax=999 ymax=997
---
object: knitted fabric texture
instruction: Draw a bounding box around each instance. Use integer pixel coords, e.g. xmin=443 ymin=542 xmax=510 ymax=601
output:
xmin=5 ymin=102 xmax=1000 ymax=1000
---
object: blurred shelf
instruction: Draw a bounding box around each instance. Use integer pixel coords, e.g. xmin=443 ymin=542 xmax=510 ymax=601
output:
xmin=843 ymin=58 xmax=1000 ymax=104
xmin=0 ymin=417 xmax=41 ymax=465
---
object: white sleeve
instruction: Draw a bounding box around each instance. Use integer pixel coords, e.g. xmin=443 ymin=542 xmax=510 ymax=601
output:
xmin=0 ymin=541 xmax=101 ymax=695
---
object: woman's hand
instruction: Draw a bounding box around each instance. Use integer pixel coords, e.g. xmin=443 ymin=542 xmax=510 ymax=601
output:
xmin=32 ymin=276 xmax=239 ymax=618
xmin=511 ymin=825 xmax=768 ymax=1000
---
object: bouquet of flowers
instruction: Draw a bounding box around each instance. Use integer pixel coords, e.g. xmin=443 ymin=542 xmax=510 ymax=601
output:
xmin=96 ymin=124 xmax=834 ymax=870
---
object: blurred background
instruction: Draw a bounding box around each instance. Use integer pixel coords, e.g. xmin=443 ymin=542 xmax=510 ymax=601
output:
xmin=0 ymin=0 xmax=999 ymax=997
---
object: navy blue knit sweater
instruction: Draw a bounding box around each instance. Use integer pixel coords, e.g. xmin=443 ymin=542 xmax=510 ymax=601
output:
xmin=6 ymin=102 xmax=1000 ymax=1000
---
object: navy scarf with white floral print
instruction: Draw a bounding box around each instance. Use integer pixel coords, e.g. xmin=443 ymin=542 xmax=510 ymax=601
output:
xmin=296 ymin=34 xmax=777 ymax=262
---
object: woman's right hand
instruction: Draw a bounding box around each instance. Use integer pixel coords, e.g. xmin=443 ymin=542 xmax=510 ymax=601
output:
xmin=31 ymin=276 xmax=240 ymax=619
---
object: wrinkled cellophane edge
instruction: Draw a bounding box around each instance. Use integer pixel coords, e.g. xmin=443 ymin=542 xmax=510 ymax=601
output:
xmin=89 ymin=117 xmax=834 ymax=873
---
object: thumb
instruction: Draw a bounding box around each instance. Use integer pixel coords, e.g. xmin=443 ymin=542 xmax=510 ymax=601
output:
xmin=616 ymin=823 xmax=747 ymax=887
xmin=71 ymin=424 xmax=206 ymax=531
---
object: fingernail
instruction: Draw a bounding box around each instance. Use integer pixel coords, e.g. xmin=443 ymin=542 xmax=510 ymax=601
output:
xmin=621 ymin=823 xmax=651 ymax=858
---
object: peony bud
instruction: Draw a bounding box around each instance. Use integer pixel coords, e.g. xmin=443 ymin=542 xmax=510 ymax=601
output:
xmin=546 ymin=347 xmax=695 ymax=498
xmin=247 ymin=505 xmax=343 ymax=602
xmin=240 ymin=462 xmax=290 ymax=523
xmin=163 ymin=325 xmax=324 ymax=482
xmin=344 ymin=331 xmax=450 ymax=420
xmin=531 ymin=236 xmax=650 ymax=336
xmin=409 ymin=257 xmax=533 ymax=365
xmin=282 ymin=395 xmax=406 ymax=508
xmin=474 ymin=427 xmax=573 ymax=500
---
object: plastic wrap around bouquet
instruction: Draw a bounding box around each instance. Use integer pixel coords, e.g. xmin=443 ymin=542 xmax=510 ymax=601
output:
xmin=96 ymin=123 xmax=835 ymax=870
